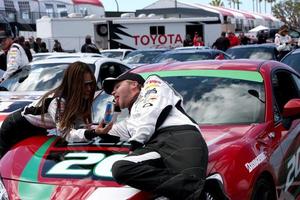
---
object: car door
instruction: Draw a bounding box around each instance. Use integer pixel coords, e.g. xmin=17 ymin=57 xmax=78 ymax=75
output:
xmin=96 ymin=61 xmax=130 ymax=89
xmin=271 ymin=69 xmax=300 ymax=199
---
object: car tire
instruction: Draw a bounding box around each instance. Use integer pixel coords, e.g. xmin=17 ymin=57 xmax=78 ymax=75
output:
xmin=251 ymin=178 xmax=276 ymax=200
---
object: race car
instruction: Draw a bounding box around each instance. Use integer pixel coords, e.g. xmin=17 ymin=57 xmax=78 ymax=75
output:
xmin=0 ymin=56 xmax=130 ymax=127
xmin=0 ymin=59 xmax=300 ymax=200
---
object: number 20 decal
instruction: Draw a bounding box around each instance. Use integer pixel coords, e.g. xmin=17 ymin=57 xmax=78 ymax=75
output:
xmin=46 ymin=153 xmax=126 ymax=178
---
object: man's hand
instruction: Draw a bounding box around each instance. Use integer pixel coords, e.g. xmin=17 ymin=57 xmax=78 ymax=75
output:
xmin=95 ymin=120 xmax=113 ymax=135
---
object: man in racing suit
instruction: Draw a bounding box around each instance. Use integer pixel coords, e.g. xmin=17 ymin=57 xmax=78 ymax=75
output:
xmin=0 ymin=35 xmax=29 ymax=82
xmin=102 ymin=73 xmax=208 ymax=200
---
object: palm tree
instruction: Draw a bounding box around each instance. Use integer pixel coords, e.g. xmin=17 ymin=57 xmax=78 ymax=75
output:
xmin=268 ymin=0 xmax=276 ymax=11
xmin=235 ymin=0 xmax=242 ymax=10
xmin=210 ymin=0 xmax=225 ymax=7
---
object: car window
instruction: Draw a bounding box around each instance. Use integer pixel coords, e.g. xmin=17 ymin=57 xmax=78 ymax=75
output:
xmin=0 ymin=63 xmax=96 ymax=91
xmin=281 ymin=53 xmax=300 ymax=74
xmin=123 ymin=51 xmax=166 ymax=64
xmin=0 ymin=64 xmax=68 ymax=91
xmin=272 ymin=70 xmax=300 ymax=121
xmin=92 ymin=92 xmax=128 ymax=123
xmin=227 ymin=47 xmax=275 ymax=60
xmin=162 ymin=76 xmax=265 ymax=124
xmin=98 ymin=62 xmax=130 ymax=88
xmin=94 ymin=71 xmax=265 ymax=125
xmin=102 ymin=52 xmax=123 ymax=60
xmin=289 ymin=30 xmax=300 ymax=38
xmin=154 ymin=52 xmax=211 ymax=63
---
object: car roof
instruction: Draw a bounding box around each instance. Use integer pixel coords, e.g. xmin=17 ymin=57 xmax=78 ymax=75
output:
xmin=130 ymin=49 xmax=169 ymax=52
xmin=101 ymin=49 xmax=132 ymax=52
xmin=165 ymin=49 xmax=221 ymax=54
xmin=132 ymin=59 xmax=274 ymax=73
xmin=228 ymin=43 xmax=276 ymax=49
xmin=30 ymin=57 xmax=124 ymax=65
xmin=288 ymin=48 xmax=300 ymax=55
xmin=174 ymin=46 xmax=211 ymax=50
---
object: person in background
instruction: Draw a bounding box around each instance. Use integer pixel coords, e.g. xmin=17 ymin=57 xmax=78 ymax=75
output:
xmin=183 ymin=34 xmax=193 ymax=47
xmin=0 ymin=32 xmax=29 ymax=83
xmin=33 ymin=37 xmax=42 ymax=53
xmin=25 ymin=40 xmax=35 ymax=56
xmin=257 ymin=30 xmax=267 ymax=44
xmin=0 ymin=61 xmax=112 ymax=157
xmin=28 ymin=36 xmax=35 ymax=50
xmin=227 ymin=31 xmax=240 ymax=47
xmin=40 ymin=42 xmax=49 ymax=52
xmin=193 ymin=32 xmax=199 ymax=46
xmin=0 ymin=51 xmax=6 ymax=71
xmin=212 ymin=31 xmax=230 ymax=51
xmin=81 ymin=35 xmax=100 ymax=54
xmin=101 ymin=72 xmax=208 ymax=200
xmin=275 ymin=25 xmax=292 ymax=60
xmin=17 ymin=36 xmax=32 ymax=62
xmin=52 ymin=39 xmax=64 ymax=52
xmin=194 ymin=36 xmax=205 ymax=46
xmin=238 ymin=32 xmax=250 ymax=45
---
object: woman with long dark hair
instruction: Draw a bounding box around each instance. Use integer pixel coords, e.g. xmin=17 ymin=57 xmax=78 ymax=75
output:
xmin=0 ymin=61 xmax=112 ymax=157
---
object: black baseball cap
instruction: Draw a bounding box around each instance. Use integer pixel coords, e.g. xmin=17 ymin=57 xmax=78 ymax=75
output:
xmin=102 ymin=72 xmax=145 ymax=94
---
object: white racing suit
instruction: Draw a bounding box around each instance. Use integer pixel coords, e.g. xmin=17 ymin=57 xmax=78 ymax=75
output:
xmin=274 ymin=33 xmax=292 ymax=60
xmin=2 ymin=43 xmax=29 ymax=80
xmin=109 ymin=75 xmax=208 ymax=200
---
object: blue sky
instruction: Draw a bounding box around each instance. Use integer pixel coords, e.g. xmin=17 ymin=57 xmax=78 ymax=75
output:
xmin=101 ymin=0 xmax=272 ymax=14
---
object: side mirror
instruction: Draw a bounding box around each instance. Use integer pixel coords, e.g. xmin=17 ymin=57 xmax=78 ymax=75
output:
xmin=283 ymin=98 xmax=300 ymax=118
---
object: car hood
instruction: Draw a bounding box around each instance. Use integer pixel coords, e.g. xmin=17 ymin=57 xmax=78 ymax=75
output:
xmin=0 ymin=136 xmax=151 ymax=199
xmin=201 ymin=124 xmax=260 ymax=172
xmin=0 ymin=124 xmax=258 ymax=199
xmin=0 ymin=91 xmax=45 ymax=117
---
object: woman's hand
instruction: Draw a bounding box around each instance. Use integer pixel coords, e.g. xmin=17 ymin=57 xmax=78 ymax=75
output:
xmin=94 ymin=120 xmax=113 ymax=135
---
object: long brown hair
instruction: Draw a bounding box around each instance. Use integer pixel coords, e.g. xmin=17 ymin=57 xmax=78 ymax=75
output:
xmin=39 ymin=61 xmax=96 ymax=131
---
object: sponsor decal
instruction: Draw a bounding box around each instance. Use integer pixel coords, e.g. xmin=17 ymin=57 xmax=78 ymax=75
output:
xmin=87 ymin=187 xmax=140 ymax=200
xmin=245 ymin=152 xmax=266 ymax=173
xmin=0 ymin=102 xmax=13 ymax=112
xmin=145 ymin=88 xmax=157 ymax=97
xmin=133 ymin=34 xmax=183 ymax=46
xmin=145 ymin=83 xmax=160 ymax=90
xmin=285 ymin=145 xmax=300 ymax=191
xmin=44 ymin=152 xmax=126 ymax=179
xmin=142 ymin=103 xmax=153 ymax=108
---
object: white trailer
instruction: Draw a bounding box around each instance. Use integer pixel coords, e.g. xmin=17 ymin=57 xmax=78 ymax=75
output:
xmin=36 ymin=16 xmax=221 ymax=51
xmin=36 ymin=16 xmax=101 ymax=52
xmin=94 ymin=17 xmax=221 ymax=50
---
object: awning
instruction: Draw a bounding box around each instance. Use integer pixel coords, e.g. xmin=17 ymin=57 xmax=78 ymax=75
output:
xmin=72 ymin=0 xmax=103 ymax=7
xmin=249 ymin=25 xmax=269 ymax=32
xmin=178 ymin=0 xmax=279 ymax=22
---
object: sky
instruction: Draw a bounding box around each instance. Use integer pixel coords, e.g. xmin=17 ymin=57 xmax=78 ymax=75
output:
xmin=101 ymin=0 xmax=272 ymax=14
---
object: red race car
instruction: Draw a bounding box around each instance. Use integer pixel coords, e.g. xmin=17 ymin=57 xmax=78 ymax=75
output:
xmin=0 ymin=60 xmax=300 ymax=200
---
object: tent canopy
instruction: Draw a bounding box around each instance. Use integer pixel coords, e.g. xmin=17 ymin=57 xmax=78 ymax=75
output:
xmin=249 ymin=25 xmax=269 ymax=33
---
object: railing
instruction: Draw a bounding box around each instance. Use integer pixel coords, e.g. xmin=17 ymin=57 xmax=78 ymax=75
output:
xmin=0 ymin=8 xmax=67 ymax=24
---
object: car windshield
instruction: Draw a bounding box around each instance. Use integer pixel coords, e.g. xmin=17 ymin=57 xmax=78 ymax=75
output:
xmin=0 ymin=63 xmax=96 ymax=91
xmin=102 ymin=51 xmax=123 ymax=59
xmin=154 ymin=52 xmax=212 ymax=63
xmin=93 ymin=70 xmax=265 ymax=125
xmin=227 ymin=47 xmax=274 ymax=60
xmin=281 ymin=53 xmax=300 ymax=74
xmin=123 ymin=51 xmax=165 ymax=64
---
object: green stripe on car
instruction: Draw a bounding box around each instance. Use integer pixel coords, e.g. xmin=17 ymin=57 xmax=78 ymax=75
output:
xmin=140 ymin=70 xmax=263 ymax=82
xmin=19 ymin=137 xmax=56 ymax=199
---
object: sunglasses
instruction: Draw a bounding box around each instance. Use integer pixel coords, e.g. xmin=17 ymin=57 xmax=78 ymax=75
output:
xmin=84 ymin=80 xmax=94 ymax=87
